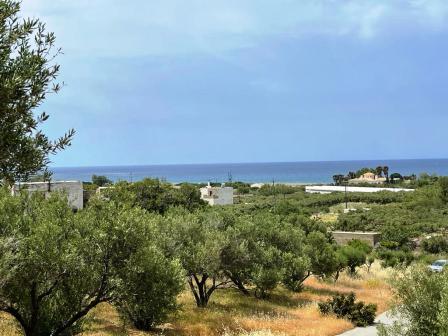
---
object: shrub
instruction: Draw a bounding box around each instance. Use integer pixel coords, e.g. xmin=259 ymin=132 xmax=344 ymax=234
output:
xmin=318 ymin=292 xmax=377 ymax=327
xmin=91 ymin=174 xmax=112 ymax=186
xmin=422 ymin=236 xmax=448 ymax=254
xmin=377 ymin=248 xmax=414 ymax=268
xmin=115 ymin=246 xmax=184 ymax=331
xmin=337 ymin=240 xmax=372 ymax=275
xmin=258 ymin=184 xmax=299 ymax=196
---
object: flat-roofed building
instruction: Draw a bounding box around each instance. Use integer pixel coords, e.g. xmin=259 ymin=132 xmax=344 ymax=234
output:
xmin=331 ymin=231 xmax=381 ymax=248
xmin=200 ymin=183 xmax=233 ymax=206
xmin=12 ymin=181 xmax=84 ymax=210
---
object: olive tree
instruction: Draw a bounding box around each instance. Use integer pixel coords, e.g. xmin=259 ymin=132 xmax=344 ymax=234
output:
xmin=0 ymin=190 xmax=183 ymax=335
xmin=91 ymin=174 xmax=112 ymax=187
xmin=114 ymin=245 xmax=184 ymax=331
xmin=236 ymin=213 xmax=310 ymax=297
xmin=0 ymin=0 xmax=74 ymax=185
xmin=105 ymin=179 xmax=205 ymax=214
xmin=220 ymin=216 xmax=253 ymax=296
xmin=305 ymin=231 xmax=339 ymax=278
xmin=337 ymin=240 xmax=372 ymax=276
xmin=439 ymin=176 xmax=448 ymax=204
xmin=378 ymin=265 xmax=448 ymax=336
xmin=162 ymin=209 xmax=230 ymax=307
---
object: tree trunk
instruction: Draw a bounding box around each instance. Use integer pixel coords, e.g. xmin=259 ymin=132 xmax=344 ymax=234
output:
xmin=188 ymin=274 xmax=213 ymax=307
xmin=334 ymin=270 xmax=340 ymax=282
xmin=228 ymin=274 xmax=250 ymax=296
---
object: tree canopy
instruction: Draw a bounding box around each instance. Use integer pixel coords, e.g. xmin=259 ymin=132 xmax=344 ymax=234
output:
xmin=0 ymin=190 xmax=183 ymax=335
xmin=0 ymin=0 xmax=74 ymax=185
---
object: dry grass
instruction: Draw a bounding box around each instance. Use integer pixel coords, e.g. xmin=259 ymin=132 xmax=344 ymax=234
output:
xmin=317 ymin=213 xmax=339 ymax=223
xmin=0 ymin=263 xmax=391 ymax=336
xmin=0 ymin=312 xmax=21 ymax=336
xmin=329 ymin=203 xmax=370 ymax=213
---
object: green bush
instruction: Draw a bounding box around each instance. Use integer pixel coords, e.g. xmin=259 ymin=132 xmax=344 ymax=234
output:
xmin=318 ymin=292 xmax=377 ymax=327
xmin=91 ymin=174 xmax=112 ymax=186
xmin=378 ymin=265 xmax=448 ymax=336
xmin=115 ymin=246 xmax=184 ymax=331
xmin=258 ymin=184 xmax=300 ymax=196
xmin=376 ymin=248 xmax=414 ymax=268
xmin=337 ymin=240 xmax=372 ymax=275
xmin=422 ymin=236 xmax=448 ymax=254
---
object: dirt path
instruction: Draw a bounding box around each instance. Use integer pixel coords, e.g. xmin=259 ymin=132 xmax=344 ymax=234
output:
xmin=337 ymin=311 xmax=397 ymax=336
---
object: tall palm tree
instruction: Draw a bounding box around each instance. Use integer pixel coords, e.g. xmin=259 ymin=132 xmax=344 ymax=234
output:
xmin=383 ymin=166 xmax=389 ymax=183
xmin=375 ymin=166 xmax=383 ymax=177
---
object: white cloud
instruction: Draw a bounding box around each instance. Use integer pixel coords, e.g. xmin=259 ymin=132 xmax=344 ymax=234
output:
xmin=20 ymin=0 xmax=448 ymax=57
xmin=411 ymin=0 xmax=448 ymax=28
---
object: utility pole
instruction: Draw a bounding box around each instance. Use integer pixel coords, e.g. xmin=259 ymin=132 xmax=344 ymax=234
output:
xmin=344 ymin=179 xmax=348 ymax=209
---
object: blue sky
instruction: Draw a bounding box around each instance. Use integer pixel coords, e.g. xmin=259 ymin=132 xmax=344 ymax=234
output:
xmin=22 ymin=0 xmax=448 ymax=167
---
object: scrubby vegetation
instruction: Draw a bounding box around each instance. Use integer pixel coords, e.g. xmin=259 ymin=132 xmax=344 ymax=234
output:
xmin=0 ymin=177 xmax=399 ymax=335
xmin=378 ymin=265 xmax=448 ymax=336
xmin=318 ymin=292 xmax=377 ymax=327
xmin=2 ymin=171 xmax=448 ymax=335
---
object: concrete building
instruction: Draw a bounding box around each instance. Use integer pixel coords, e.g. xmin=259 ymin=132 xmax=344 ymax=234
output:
xmin=331 ymin=231 xmax=382 ymax=248
xmin=305 ymin=185 xmax=414 ymax=194
xmin=200 ymin=183 xmax=234 ymax=206
xmin=12 ymin=181 xmax=84 ymax=210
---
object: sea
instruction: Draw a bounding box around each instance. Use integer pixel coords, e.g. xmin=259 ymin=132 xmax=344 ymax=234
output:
xmin=51 ymin=159 xmax=448 ymax=184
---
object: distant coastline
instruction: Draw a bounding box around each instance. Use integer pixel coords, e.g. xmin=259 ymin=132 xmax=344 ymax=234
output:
xmin=51 ymin=158 xmax=448 ymax=184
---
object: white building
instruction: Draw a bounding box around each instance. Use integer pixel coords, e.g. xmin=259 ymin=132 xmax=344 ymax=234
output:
xmin=305 ymin=185 xmax=414 ymax=194
xmin=200 ymin=183 xmax=234 ymax=206
xmin=12 ymin=181 xmax=84 ymax=210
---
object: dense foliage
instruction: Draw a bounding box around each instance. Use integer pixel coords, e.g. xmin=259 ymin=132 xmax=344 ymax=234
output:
xmin=422 ymin=236 xmax=448 ymax=254
xmin=106 ymin=178 xmax=206 ymax=214
xmin=91 ymin=174 xmax=112 ymax=187
xmin=0 ymin=190 xmax=183 ymax=335
xmin=378 ymin=266 xmax=448 ymax=336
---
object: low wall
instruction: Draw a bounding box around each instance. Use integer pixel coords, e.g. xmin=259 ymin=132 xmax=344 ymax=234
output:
xmin=331 ymin=231 xmax=381 ymax=248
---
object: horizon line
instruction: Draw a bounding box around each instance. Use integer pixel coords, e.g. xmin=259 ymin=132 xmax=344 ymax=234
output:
xmin=50 ymin=157 xmax=448 ymax=170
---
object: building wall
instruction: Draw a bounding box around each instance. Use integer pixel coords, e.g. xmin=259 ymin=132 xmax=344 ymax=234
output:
xmin=213 ymin=187 xmax=234 ymax=205
xmin=331 ymin=231 xmax=381 ymax=248
xmin=200 ymin=186 xmax=234 ymax=206
xmin=12 ymin=181 xmax=84 ymax=210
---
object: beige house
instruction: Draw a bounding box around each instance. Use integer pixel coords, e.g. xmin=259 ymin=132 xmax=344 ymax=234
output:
xmin=349 ymin=172 xmax=386 ymax=184
xmin=359 ymin=172 xmax=378 ymax=180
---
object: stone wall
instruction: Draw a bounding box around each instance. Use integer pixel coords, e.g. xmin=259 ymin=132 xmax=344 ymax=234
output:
xmin=331 ymin=231 xmax=381 ymax=248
